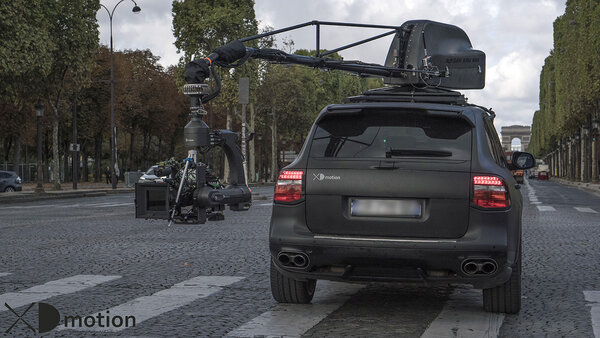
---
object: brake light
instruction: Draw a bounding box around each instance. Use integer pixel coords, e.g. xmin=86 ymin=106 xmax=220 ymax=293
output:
xmin=472 ymin=175 xmax=510 ymax=209
xmin=274 ymin=170 xmax=304 ymax=202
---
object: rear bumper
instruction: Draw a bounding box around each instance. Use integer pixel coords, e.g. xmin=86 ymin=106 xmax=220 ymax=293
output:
xmin=270 ymin=202 xmax=520 ymax=289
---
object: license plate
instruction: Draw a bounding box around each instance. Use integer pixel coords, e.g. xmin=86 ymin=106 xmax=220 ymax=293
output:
xmin=350 ymin=198 xmax=422 ymax=218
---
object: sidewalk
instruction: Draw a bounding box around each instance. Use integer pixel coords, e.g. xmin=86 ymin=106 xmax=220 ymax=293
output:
xmin=552 ymin=177 xmax=600 ymax=195
xmin=0 ymin=181 xmax=274 ymax=205
xmin=0 ymin=181 xmax=134 ymax=205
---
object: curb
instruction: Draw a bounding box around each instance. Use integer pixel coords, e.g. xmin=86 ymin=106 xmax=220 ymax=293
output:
xmin=552 ymin=178 xmax=600 ymax=195
xmin=0 ymin=189 xmax=134 ymax=205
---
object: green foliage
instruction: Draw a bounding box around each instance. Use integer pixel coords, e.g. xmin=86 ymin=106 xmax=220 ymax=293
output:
xmin=172 ymin=0 xmax=258 ymax=60
xmin=529 ymin=0 xmax=600 ymax=157
xmin=0 ymin=1 xmax=54 ymax=91
xmin=256 ymin=49 xmax=383 ymax=147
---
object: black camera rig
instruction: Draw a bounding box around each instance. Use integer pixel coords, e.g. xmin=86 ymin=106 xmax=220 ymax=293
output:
xmin=135 ymin=19 xmax=486 ymax=225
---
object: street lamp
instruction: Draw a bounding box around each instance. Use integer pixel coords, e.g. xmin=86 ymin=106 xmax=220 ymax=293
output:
xmin=99 ymin=0 xmax=141 ymax=189
xmin=35 ymin=100 xmax=45 ymax=193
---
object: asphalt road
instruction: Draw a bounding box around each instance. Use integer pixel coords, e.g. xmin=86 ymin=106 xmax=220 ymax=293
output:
xmin=0 ymin=181 xmax=599 ymax=337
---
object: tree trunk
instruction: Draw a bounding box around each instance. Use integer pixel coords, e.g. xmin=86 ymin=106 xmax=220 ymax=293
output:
xmin=64 ymin=140 xmax=70 ymax=182
xmin=94 ymin=135 xmax=102 ymax=182
xmin=12 ymin=134 xmax=21 ymax=175
xmin=129 ymin=130 xmax=135 ymax=171
xmin=3 ymin=137 xmax=12 ymax=165
xmin=270 ymin=106 xmax=277 ymax=182
xmin=249 ymin=103 xmax=255 ymax=183
xmin=82 ymin=151 xmax=88 ymax=182
xmin=52 ymin=108 xmax=61 ymax=190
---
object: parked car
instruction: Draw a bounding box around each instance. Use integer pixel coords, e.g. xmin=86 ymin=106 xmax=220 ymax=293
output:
xmin=538 ymin=170 xmax=549 ymax=180
xmin=0 ymin=170 xmax=22 ymax=192
xmin=269 ymin=86 xmax=535 ymax=314
xmin=528 ymin=168 xmax=538 ymax=179
xmin=138 ymin=165 xmax=164 ymax=183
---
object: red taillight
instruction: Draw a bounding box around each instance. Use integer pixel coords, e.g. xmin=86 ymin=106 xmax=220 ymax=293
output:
xmin=274 ymin=170 xmax=303 ymax=202
xmin=473 ymin=175 xmax=510 ymax=209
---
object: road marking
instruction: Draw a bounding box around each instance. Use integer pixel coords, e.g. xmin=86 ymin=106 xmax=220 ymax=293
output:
xmin=257 ymin=203 xmax=273 ymax=206
xmin=62 ymin=276 xmax=244 ymax=332
xmin=530 ymin=201 xmax=542 ymax=204
xmin=91 ymin=203 xmax=133 ymax=208
xmin=575 ymin=207 xmax=597 ymax=213
xmin=0 ymin=272 xmax=12 ymax=277
xmin=536 ymin=205 xmax=556 ymax=211
xmin=84 ymin=202 xmax=128 ymax=207
xmin=226 ymin=281 xmax=363 ymax=337
xmin=529 ymin=198 xmax=539 ymax=202
xmin=584 ymin=291 xmax=600 ymax=338
xmin=0 ymin=275 xmax=121 ymax=311
xmin=421 ymin=287 xmax=504 ymax=338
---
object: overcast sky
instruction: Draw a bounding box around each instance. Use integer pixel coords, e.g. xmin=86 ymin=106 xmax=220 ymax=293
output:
xmin=97 ymin=0 xmax=566 ymax=134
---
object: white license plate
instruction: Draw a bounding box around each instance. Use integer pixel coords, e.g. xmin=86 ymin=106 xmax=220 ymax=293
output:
xmin=350 ymin=198 xmax=422 ymax=218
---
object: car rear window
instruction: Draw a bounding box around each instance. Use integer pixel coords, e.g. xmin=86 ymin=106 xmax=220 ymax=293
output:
xmin=309 ymin=110 xmax=472 ymax=160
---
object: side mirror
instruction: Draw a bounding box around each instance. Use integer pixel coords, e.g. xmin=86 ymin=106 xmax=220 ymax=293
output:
xmin=509 ymin=152 xmax=535 ymax=170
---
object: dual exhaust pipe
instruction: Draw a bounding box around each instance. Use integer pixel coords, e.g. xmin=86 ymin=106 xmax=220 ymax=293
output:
xmin=277 ymin=252 xmax=309 ymax=268
xmin=461 ymin=259 xmax=498 ymax=276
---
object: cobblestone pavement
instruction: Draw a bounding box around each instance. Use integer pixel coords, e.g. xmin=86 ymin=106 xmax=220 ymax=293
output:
xmin=0 ymin=181 xmax=599 ymax=337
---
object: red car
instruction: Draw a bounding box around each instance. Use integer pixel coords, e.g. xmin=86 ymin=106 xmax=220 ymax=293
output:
xmin=538 ymin=171 xmax=549 ymax=180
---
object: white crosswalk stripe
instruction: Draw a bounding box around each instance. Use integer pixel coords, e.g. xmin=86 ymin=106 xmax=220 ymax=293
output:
xmin=61 ymin=276 xmax=244 ymax=332
xmin=227 ymin=281 xmax=363 ymax=337
xmin=91 ymin=203 xmax=133 ymax=208
xmin=0 ymin=272 xmax=12 ymax=277
xmin=537 ymin=205 xmax=556 ymax=211
xmin=584 ymin=291 xmax=600 ymax=338
xmin=0 ymin=275 xmax=121 ymax=311
xmin=421 ymin=287 xmax=504 ymax=338
xmin=574 ymin=207 xmax=598 ymax=213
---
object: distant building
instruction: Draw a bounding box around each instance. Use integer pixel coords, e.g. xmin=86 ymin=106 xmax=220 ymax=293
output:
xmin=501 ymin=125 xmax=531 ymax=152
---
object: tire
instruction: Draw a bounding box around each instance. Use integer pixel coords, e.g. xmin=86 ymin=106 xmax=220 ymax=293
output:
xmin=483 ymin=247 xmax=521 ymax=314
xmin=4 ymin=186 xmax=15 ymax=192
xmin=270 ymin=260 xmax=316 ymax=304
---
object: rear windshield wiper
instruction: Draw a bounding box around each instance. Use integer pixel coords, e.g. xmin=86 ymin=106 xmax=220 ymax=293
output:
xmin=385 ymin=148 xmax=452 ymax=158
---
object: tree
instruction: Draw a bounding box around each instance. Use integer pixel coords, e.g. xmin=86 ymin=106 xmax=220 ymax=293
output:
xmin=42 ymin=0 xmax=99 ymax=189
xmin=530 ymin=0 xmax=600 ymax=157
xmin=0 ymin=1 xmax=54 ymax=173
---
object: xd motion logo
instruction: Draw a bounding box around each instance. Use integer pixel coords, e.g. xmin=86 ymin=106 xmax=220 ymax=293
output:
xmin=4 ymin=302 xmax=59 ymax=334
xmin=312 ymin=173 xmax=341 ymax=181
xmin=4 ymin=302 xmax=136 ymax=333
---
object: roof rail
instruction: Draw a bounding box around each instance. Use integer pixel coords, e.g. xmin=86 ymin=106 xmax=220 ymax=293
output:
xmin=343 ymin=86 xmax=467 ymax=105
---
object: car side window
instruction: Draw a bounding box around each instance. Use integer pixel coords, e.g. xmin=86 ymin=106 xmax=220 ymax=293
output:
xmin=483 ymin=118 xmax=507 ymax=168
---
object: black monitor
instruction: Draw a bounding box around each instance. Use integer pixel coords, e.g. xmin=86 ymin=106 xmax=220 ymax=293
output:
xmin=135 ymin=183 xmax=170 ymax=219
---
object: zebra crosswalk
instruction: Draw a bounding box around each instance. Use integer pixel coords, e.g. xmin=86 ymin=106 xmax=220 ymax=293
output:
xmin=0 ymin=272 xmax=597 ymax=337
xmin=59 ymin=276 xmax=244 ymax=332
xmin=0 ymin=275 xmax=120 ymax=311
xmin=535 ymin=205 xmax=598 ymax=213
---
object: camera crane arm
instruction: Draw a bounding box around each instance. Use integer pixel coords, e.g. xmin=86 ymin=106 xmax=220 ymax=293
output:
xmin=184 ymin=20 xmax=454 ymax=102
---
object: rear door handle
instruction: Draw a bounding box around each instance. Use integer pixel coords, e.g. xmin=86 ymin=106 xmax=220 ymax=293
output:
xmin=373 ymin=161 xmax=396 ymax=170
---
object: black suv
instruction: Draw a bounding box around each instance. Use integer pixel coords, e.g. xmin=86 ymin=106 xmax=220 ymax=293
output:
xmin=269 ymin=86 xmax=534 ymax=314
xmin=0 ymin=170 xmax=22 ymax=192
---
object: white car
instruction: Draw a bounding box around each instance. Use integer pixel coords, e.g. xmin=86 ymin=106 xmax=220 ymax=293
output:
xmin=138 ymin=165 xmax=166 ymax=183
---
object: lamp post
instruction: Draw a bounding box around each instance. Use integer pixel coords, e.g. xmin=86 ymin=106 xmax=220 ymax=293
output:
xmin=35 ymin=100 xmax=45 ymax=193
xmin=257 ymin=133 xmax=263 ymax=182
xmin=99 ymin=0 xmax=141 ymax=189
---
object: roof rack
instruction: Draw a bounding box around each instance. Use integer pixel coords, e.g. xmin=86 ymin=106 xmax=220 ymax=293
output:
xmin=342 ymin=86 xmax=467 ymax=105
